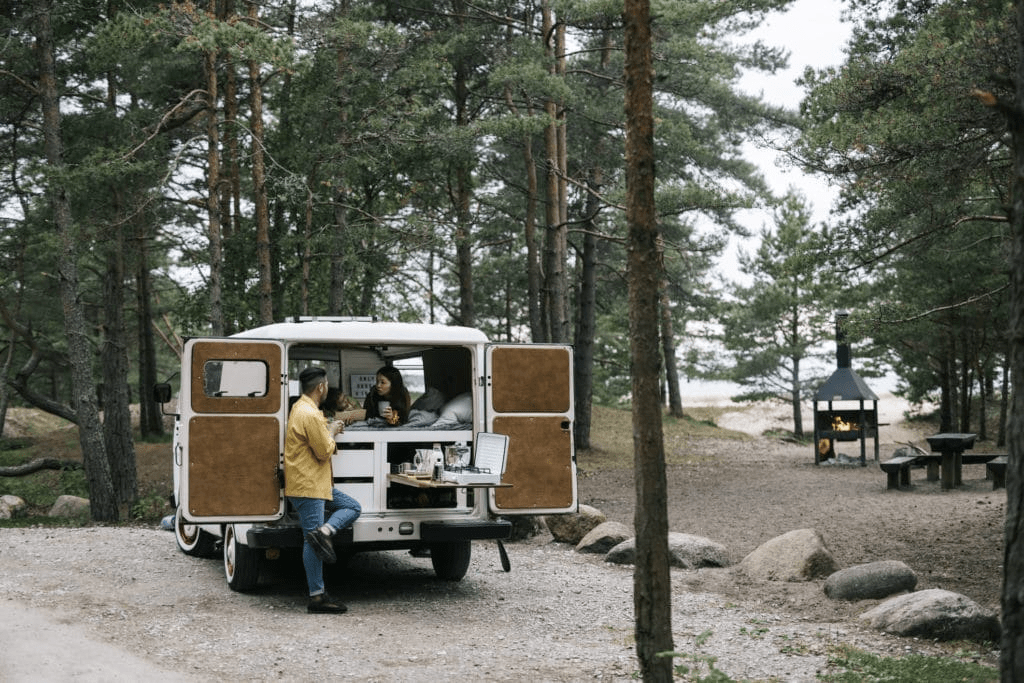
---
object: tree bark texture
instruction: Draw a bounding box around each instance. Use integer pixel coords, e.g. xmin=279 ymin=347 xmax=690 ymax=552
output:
xmin=249 ymin=1 xmax=273 ymax=325
xmin=204 ymin=0 xmax=225 ymax=336
xmin=34 ymin=0 xmax=118 ymax=522
xmin=624 ymin=0 xmax=673 ymax=680
xmin=574 ymin=168 xmax=601 ymax=450
xmin=1002 ymin=4 xmax=1024 ymax=678
xmin=102 ymin=212 xmax=138 ymax=508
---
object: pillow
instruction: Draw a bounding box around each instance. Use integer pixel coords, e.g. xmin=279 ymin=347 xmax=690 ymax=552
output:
xmin=411 ymin=387 xmax=446 ymax=413
xmin=438 ymin=392 xmax=472 ymax=423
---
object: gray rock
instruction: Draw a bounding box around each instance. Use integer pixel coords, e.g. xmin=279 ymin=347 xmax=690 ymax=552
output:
xmin=507 ymin=515 xmax=544 ymax=540
xmin=604 ymin=532 xmax=730 ymax=569
xmin=48 ymin=495 xmax=90 ymax=518
xmin=576 ymin=521 xmax=632 ymax=554
xmin=859 ymin=588 xmax=1001 ymax=642
xmin=544 ymin=504 xmax=606 ymax=545
xmin=738 ymin=528 xmax=838 ymax=581
xmin=669 ymin=532 xmax=730 ymax=569
xmin=0 ymin=494 xmax=26 ymax=519
xmin=824 ymin=560 xmax=917 ymax=601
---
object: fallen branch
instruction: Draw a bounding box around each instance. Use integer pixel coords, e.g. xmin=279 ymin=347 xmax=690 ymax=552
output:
xmin=0 ymin=458 xmax=82 ymax=477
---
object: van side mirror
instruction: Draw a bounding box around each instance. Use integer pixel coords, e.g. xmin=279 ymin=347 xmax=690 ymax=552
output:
xmin=153 ymin=383 xmax=172 ymax=404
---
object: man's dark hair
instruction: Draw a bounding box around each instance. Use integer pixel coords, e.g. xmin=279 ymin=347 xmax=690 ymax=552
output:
xmin=299 ymin=367 xmax=327 ymax=394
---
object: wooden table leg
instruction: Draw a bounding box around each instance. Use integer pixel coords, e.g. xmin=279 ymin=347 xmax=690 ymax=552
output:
xmin=941 ymin=451 xmax=955 ymax=490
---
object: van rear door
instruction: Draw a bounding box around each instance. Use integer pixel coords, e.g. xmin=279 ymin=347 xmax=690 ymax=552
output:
xmin=179 ymin=338 xmax=286 ymax=523
xmin=485 ymin=344 xmax=577 ymax=515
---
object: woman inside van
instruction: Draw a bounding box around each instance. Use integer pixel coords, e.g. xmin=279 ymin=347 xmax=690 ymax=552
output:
xmin=338 ymin=366 xmax=411 ymax=426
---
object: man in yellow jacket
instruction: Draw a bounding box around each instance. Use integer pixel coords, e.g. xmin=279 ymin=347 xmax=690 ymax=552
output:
xmin=285 ymin=366 xmax=362 ymax=614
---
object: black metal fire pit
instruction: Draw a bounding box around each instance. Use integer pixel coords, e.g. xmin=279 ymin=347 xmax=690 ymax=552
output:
xmin=813 ymin=313 xmax=879 ymax=466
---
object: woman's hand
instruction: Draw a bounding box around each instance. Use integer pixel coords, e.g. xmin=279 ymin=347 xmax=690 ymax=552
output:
xmin=384 ymin=408 xmax=399 ymax=425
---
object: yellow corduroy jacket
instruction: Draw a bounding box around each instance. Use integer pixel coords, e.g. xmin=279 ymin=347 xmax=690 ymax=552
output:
xmin=283 ymin=394 xmax=336 ymax=500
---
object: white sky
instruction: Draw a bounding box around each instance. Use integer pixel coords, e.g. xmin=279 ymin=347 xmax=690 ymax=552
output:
xmin=740 ymin=0 xmax=852 ymax=220
xmin=714 ymin=0 xmax=852 ymax=287
xmin=683 ymin=1 xmax=856 ymax=402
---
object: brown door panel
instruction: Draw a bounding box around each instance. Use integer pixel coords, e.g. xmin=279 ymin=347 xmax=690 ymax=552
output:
xmin=188 ymin=415 xmax=281 ymax=517
xmin=489 ymin=346 xmax=571 ymax=413
xmin=492 ymin=415 xmax=573 ymax=510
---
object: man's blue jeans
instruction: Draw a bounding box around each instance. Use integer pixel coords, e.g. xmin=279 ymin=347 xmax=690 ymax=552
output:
xmin=288 ymin=489 xmax=361 ymax=596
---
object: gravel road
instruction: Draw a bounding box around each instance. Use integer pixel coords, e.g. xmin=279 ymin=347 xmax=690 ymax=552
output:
xmin=0 ymin=525 xmax=940 ymax=682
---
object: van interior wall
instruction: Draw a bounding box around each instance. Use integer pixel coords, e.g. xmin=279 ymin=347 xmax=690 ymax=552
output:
xmin=423 ymin=348 xmax=472 ymax=399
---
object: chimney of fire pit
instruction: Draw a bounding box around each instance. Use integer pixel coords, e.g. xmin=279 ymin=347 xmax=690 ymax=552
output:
xmin=815 ymin=311 xmax=878 ymax=402
xmin=836 ymin=311 xmax=851 ymax=369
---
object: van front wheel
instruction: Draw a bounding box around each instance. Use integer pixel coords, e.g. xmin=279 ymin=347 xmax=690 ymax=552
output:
xmin=430 ymin=540 xmax=471 ymax=581
xmin=224 ymin=524 xmax=260 ymax=592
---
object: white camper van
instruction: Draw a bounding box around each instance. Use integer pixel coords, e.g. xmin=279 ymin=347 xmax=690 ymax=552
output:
xmin=154 ymin=316 xmax=577 ymax=591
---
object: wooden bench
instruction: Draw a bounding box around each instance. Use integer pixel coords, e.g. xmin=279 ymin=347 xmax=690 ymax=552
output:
xmin=880 ymin=456 xmax=919 ymax=490
xmin=987 ymin=456 xmax=1008 ymax=490
xmin=882 ymin=452 xmax=1005 ymax=490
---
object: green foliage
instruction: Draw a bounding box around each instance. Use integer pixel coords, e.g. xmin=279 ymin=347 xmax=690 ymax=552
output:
xmin=715 ymin=191 xmax=853 ymax=423
xmin=821 ymin=644 xmax=997 ymax=683
xmin=796 ymin=1 xmax=1011 ymax=428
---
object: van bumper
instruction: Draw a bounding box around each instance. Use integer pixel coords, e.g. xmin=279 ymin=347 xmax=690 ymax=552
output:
xmin=246 ymin=526 xmax=353 ymax=548
xmin=245 ymin=519 xmax=510 ymax=548
xmin=419 ymin=519 xmax=511 ymax=542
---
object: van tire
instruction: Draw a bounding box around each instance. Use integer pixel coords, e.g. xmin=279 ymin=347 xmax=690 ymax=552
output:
xmin=224 ymin=524 xmax=260 ymax=592
xmin=174 ymin=507 xmax=219 ymax=558
xmin=430 ymin=540 xmax=471 ymax=581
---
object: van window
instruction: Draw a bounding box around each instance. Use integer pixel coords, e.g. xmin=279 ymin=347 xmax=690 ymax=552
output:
xmin=203 ymin=359 xmax=269 ymax=398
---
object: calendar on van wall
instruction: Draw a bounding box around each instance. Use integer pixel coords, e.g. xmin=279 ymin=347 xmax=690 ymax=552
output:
xmin=350 ymin=374 xmax=376 ymax=399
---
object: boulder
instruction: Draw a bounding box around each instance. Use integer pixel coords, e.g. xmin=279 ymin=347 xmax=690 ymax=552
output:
xmin=737 ymin=529 xmax=838 ymax=581
xmin=48 ymin=495 xmax=90 ymax=518
xmin=824 ymin=560 xmax=917 ymax=601
xmin=544 ymin=505 xmax=606 ymax=545
xmin=859 ymin=588 xmax=1001 ymax=642
xmin=507 ymin=515 xmax=544 ymax=541
xmin=576 ymin=521 xmax=632 ymax=554
xmin=0 ymin=494 xmax=26 ymax=519
xmin=605 ymin=532 xmax=730 ymax=569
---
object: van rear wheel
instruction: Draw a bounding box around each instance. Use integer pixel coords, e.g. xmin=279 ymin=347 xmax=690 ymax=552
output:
xmin=174 ymin=506 xmax=219 ymax=558
xmin=224 ymin=524 xmax=260 ymax=592
xmin=430 ymin=540 xmax=471 ymax=581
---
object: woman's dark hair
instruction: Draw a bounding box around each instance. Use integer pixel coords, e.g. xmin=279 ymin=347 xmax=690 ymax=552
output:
xmin=376 ymin=366 xmax=406 ymax=397
xmin=364 ymin=365 xmax=411 ymax=424
xmin=324 ymin=387 xmax=341 ymax=410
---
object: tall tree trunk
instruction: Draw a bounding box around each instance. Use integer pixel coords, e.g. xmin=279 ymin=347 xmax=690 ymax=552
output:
xmin=204 ymin=0 xmax=225 ymax=336
xmin=136 ymin=216 xmax=162 ymax=437
xmin=329 ymin=186 xmax=348 ymax=315
xmin=624 ymin=0 xmax=673 ymax=679
xmin=541 ymin=1 xmax=567 ymax=343
xmin=554 ymin=20 xmax=570 ymax=343
xmin=1000 ymin=352 xmax=1009 ymax=447
xmin=34 ymin=0 xmax=118 ymax=521
xmin=506 ymin=75 xmax=543 ymax=342
xmin=101 ymin=213 xmax=138 ymax=509
xmin=269 ymin=0 xmax=298 ymax=317
xmin=659 ymin=280 xmax=683 ymax=419
xmin=221 ymin=16 xmax=240 ymax=334
xmin=1002 ymin=4 xmax=1024 ymax=677
xmin=451 ymin=0 xmax=475 ymax=328
xmin=247 ymin=1 xmax=273 ymax=325
xmin=574 ymin=169 xmax=600 ymax=450
xmin=791 ymin=356 xmax=804 ymax=437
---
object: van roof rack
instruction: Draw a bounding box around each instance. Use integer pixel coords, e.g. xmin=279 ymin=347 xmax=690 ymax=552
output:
xmin=282 ymin=316 xmax=378 ymax=323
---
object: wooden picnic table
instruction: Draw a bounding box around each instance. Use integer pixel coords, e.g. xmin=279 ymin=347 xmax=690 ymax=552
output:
xmin=925 ymin=433 xmax=977 ymax=490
